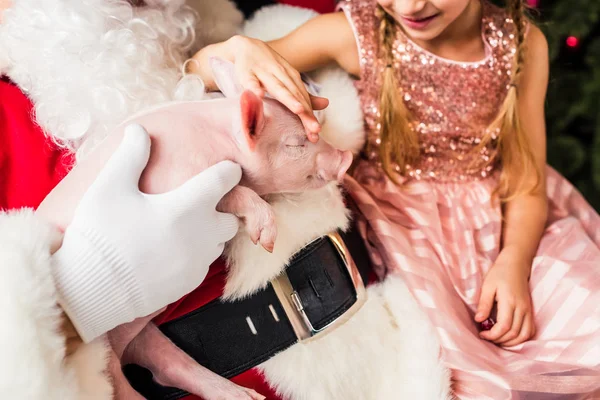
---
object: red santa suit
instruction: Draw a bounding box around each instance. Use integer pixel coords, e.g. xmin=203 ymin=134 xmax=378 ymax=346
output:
xmin=0 ymin=78 xmax=73 ymax=210
xmin=0 ymin=78 xmax=113 ymax=399
xmin=0 ymin=2 xmax=334 ymax=399
xmin=0 ymin=76 xmax=278 ymax=399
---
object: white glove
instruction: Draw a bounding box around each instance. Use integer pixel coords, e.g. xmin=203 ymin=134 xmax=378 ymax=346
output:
xmin=52 ymin=124 xmax=241 ymax=342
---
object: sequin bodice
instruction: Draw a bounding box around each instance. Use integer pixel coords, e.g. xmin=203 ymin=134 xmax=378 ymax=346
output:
xmin=339 ymin=0 xmax=518 ymax=182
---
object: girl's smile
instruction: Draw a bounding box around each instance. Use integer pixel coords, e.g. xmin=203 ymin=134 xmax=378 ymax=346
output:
xmin=378 ymin=0 xmax=476 ymax=43
xmin=400 ymin=12 xmax=442 ymax=30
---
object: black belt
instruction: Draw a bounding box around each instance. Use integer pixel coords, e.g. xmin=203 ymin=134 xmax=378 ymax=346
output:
xmin=124 ymin=221 xmax=371 ymax=400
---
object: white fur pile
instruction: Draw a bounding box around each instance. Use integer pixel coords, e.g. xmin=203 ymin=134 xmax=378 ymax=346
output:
xmin=0 ymin=211 xmax=111 ymax=400
xmin=261 ymin=276 xmax=451 ymax=400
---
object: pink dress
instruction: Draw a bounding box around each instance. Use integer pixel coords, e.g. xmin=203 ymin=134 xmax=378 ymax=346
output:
xmin=338 ymin=0 xmax=600 ymax=398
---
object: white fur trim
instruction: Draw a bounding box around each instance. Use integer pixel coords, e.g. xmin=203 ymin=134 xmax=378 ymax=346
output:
xmin=311 ymin=66 xmax=366 ymax=154
xmin=0 ymin=210 xmax=112 ymax=400
xmin=259 ymin=276 xmax=452 ymax=400
xmin=224 ymin=183 xmax=349 ymax=299
xmin=242 ymin=4 xmax=365 ymax=154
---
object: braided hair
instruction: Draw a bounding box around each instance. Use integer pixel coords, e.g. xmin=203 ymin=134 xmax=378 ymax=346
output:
xmin=375 ymin=0 xmax=541 ymax=199
xmin=376 ymin=5 xmax=419 ymax=183
xmin=481 ymin=0 xmax=541 ymax=199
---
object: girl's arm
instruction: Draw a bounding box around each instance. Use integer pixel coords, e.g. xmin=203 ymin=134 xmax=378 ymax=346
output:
xmin=501 ymin=25 xmax=549 ymax=268
xmin=477 ymin=25 xmax=549 ymax=347
xmin=188 ymin=11 xmax=358 ymax=139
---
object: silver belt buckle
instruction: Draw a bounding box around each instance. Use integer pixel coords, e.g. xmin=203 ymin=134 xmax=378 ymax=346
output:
xmin=270 ymin=232 xmax=367 ymax=343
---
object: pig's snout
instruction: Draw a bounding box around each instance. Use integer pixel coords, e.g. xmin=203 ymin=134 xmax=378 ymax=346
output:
xmin=316 ymin=150 xmax=353 ymax=183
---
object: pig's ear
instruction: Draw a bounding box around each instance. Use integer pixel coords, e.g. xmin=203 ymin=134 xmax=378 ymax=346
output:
xmin=210 ymin=57 xmax=243 ymax=98
xmin=237 ymin=90 xmax=265 ymax=152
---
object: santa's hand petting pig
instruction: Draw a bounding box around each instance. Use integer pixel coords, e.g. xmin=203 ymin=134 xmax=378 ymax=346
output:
xmin=0 ymin=1 xmax=450 ymax=400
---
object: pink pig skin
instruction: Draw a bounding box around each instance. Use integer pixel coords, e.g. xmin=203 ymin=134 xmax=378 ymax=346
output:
xmin=36 ymin=58 xmax=352 ymax=400
xmin=37 ymin=63 xmax=352 ymax=251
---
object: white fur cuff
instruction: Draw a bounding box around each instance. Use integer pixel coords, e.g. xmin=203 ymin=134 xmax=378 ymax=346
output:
xmin=0 ymin=210 xmax=112 ymax=400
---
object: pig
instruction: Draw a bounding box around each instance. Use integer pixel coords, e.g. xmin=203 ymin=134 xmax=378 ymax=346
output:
xmin=41 ymin=57 xmax=351 ymax=252
xmin=36 ymin=57 xmax=352 ymax=399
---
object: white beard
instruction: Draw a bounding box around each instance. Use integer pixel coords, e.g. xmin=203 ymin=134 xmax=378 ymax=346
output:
xmin=0 ymin=1 xmax=450 ymax=398
xmin=0 ymin=0 xmax=207 ymax=158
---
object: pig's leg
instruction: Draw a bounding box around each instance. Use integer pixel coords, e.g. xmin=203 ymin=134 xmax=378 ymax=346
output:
xmin=106 ymin=309 xmax=165 ymax=399
xmin=217 ymin=186 xmax=277 ymax=252
xmin=107 ymin=348 xmax=145 ymax=400
xmin=123 ymin=323 xmax=266 ymax=400
xmin=108 ymin=312 xmax=264 ymax=399
xmin=107 ymin=309 xmax=165 ymax=358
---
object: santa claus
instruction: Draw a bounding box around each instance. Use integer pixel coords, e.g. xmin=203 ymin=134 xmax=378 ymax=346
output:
xmin=0 ymin=1 xmax=449 ymax=399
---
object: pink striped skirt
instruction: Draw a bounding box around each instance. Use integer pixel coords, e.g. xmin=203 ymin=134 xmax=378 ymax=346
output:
xmin=345 ymin=162 xmax=600 ymax=399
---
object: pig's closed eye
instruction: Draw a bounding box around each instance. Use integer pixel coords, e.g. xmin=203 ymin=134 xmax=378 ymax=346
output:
xmin=285 ymin=144 xmax=307 ymax=158
xmin=284 ymin=136 xmax=307 ymax=158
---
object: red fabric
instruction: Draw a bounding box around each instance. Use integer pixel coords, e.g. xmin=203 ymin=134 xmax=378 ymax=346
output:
xmin=276 ymin=0 xmax=336 ymax=14
xmin=0 ymin=78 xmax=74 ymax=211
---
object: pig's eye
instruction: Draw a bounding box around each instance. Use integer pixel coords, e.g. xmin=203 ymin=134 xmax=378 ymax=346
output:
xmin=284 ymin=136 xmax=307 ymax=158
xmin=285 ymin=135 xmax=307 ymax=147
xmin=285 ymin=144 xmax=307 ymax=158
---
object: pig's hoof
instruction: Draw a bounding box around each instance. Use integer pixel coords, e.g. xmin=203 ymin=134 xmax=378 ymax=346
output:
xmin=258 ymin=221 xmax=277 ymax=253
xmin=244 ymin=205 xmax=277 ymax=251
xmin=260 ymin=237 xmax=275 ymax=253
xmin=245 ymin=217 xmax=263 ymax=245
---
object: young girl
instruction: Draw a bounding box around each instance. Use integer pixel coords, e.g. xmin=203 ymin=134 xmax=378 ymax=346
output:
xmin=190 ymin=0 xmax=600 ymax=397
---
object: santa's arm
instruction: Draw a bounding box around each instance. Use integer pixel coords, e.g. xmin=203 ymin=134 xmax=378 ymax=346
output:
xmin=0 ymin=210 xmax=113 ymax=400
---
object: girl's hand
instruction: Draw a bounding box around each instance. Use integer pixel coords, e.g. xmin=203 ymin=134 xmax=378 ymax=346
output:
xmin=475 ymin=248 xmax=536 ymax=347
xmin=188 ymin=35 xmax=329 ymax=142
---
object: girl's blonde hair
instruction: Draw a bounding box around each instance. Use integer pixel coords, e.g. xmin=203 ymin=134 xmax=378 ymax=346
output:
xmin=376 ymin=0 xmax=541 ymax=199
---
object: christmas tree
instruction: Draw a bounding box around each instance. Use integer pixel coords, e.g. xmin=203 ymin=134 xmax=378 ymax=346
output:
xmin=535 ymin=0 xmax=600 ymax=210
